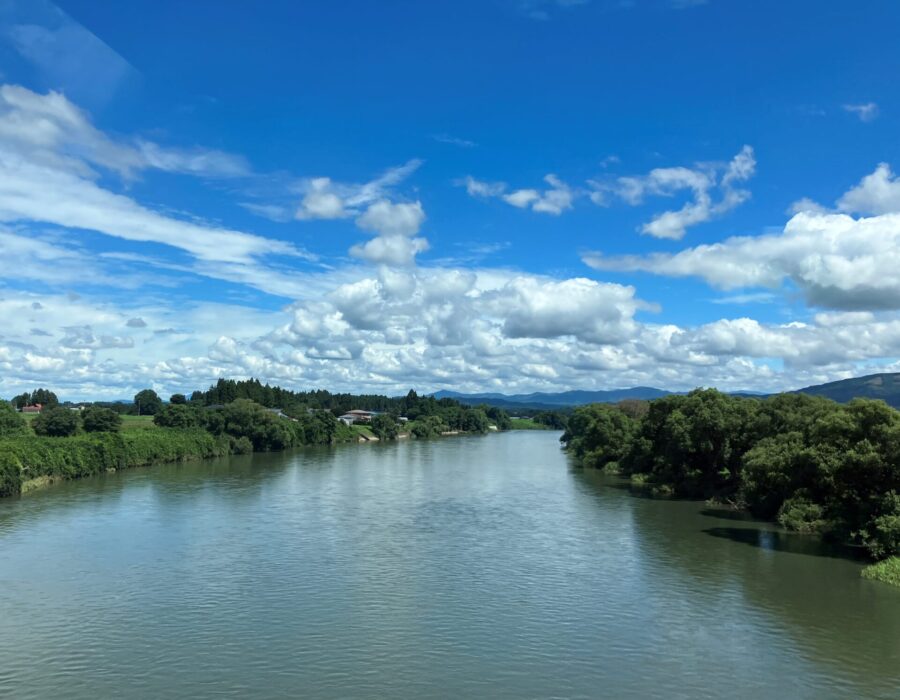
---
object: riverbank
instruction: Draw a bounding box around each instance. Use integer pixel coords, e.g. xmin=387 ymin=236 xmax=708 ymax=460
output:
xmin=862 ymin=557 xmax=900 ymax=587
xmin=561 ymin=389 xmax=900 ymax=586
xmin=0 ymin=429 xmax=232 ymax=496
xmin=0 ymin=422 xmax=496 ymax=498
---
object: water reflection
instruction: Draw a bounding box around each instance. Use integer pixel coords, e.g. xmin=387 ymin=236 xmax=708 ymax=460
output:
xmin=1 ymin=434 xmax=899 ymax=700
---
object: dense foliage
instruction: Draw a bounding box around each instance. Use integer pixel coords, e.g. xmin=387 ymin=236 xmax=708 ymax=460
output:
xmin=81 ymin=406 xmax=123 ymax=433
xmin=1 ymin=380 xmax=507 ymax=497
xmin=0 ymin=429 xmax=230 ymax=496
xmin=190 ymin=380 xmax=505 ymax=432
xmin=32 ymin=406 xmax=80 ymax=437
xmin=133 ymin=389 xmax=163 ymax=416
xmin=0 ymin=401 xmax=27 ymax=438
xmin=371 ymin=414 xmax=400 ymax=440
xmin=11 ymin=388 xmax=58 ymax=409
xmin=562 ymin=390 xmax=900 ymax=560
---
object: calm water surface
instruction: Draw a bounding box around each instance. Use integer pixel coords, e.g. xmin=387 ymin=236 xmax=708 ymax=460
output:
xmin=1 ymin=431 xmax=899 ymax=699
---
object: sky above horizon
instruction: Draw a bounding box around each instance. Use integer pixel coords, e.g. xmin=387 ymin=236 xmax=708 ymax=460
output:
xmin=2 ymin=0 xmax=900 ymax=400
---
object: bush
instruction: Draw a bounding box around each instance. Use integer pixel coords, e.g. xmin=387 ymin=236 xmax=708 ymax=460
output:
xmin=81 ymin=406 xmax=123 ymax=433
xmin=777 ymin=496 xmax=827 ymax=533
xmin=0 ymin=429 xmax=230 ymax=489
xmin=371 ymin=414 xmax=400 ymax=440
xmin=230 ymin=436 xmax=254 ymax=454
xmin=861 ymin=556 xmax=900 ymax=588
xmin=0 ymin=452 xmax=22 ymax=497
xmin=411 ymin=415 xmax=448 ymax=438
xmin=32 ymin=406 xmax=80 ymax=437
xmin=154 ymin=404 xmax=203 ymax=429
xmin=0 ymin=401 xmax=27 ymax=438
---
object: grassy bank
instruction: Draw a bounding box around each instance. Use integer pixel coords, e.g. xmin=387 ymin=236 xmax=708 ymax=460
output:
xmin=861 ymin=557 xmax=900 ymax=588
xmin=0 ymin=429 xmax=231 ymax=496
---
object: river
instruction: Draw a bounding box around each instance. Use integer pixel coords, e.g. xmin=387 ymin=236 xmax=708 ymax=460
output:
xmin=1 ymin=431 xmax=899 ymax=699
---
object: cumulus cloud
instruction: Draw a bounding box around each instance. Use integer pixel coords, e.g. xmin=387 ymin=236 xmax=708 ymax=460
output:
xmin=836 ymin=163 xmax=900 ymax=215
xmin=294 ymin=160 xmax=422 ymax=220
xmin=585 ymin=210 xmax=900 ymax=310
xmin=458 ymin=173 xmax=576 ymax=215
xmin=355 ymin=200 xmax=425 ymax=237
xmin=590 ymin=145 xmax=756 ymax=239
xmin=843 ymin=102 xmax=879 ymax=122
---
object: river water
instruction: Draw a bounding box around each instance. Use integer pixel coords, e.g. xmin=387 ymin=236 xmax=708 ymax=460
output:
xmin=1 ymin=431 xmax=899 ymax=699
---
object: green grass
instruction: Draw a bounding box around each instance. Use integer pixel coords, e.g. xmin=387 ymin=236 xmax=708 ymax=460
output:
xmin=120 ymin=415 xmax=157 ymax=431
xmin=509 ymin=417 xmax=551 ymax=430
xmin=861 ymin=557 xmax=900 ymax=588
xmin=350 ymin=424 xmax=376 ymax=439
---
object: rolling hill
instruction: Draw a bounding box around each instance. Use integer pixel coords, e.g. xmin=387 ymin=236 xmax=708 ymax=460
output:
xmin=434 ymin=372 xmax=900 ymax=410
xmin=793 ymin=372 xmax=900 ymax=408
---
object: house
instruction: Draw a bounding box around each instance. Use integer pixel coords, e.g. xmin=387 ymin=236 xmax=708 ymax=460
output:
xmin=21 ymin=404 xmax=42 ymax=414
xmin=265 ymin=407 xmax=298 ymax=422
xmin=338 ymin=409 xmax=379 ymax=425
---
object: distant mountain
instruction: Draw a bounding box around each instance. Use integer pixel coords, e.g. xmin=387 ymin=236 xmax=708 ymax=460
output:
xmin=432 ymin=387 xmax=671 ymax=409
xmin=793 ymin=372 xmax=900 ymax=408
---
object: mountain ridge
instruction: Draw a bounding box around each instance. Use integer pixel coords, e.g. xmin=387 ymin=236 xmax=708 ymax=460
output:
xmin=433 ymin=372 xmax=900 ymax=409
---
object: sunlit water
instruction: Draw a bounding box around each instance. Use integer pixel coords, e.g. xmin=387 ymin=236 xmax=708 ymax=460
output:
xmin=1 ymin=431 xmax=899 ymax=699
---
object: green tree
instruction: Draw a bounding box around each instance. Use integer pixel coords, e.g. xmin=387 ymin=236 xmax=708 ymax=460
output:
xmin=169 ymin=393 xmax=187 ymax=405
xmin=410 ymin=415 xmax=447 ymax=438
xmin=371 ymin=414 xmax=400 ymax=440
xmin=29 ymin=388 xmax=59 ymax=408
xmin=81 ymin=406 xmax=123 ymax=433
xmin=221 ymin=399 xmax=297 ymax=451
xmin=0 ymin=452 xmax=22 ymax=498
xmin=153 ymin=404 xmax=203 ymax=429
xmin=32 ymin=406 xmax=80 ymax=437
xmin=133 ymin=389 xmax=163 ymax=416
xmin=0 ymin=401 xmax=27 ymax=438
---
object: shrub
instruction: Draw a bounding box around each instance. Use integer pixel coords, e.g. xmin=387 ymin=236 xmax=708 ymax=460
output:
xmin=0 ymin=452 xmax=22 ymax=497
xmin=230 ymin=436 xmax=254 ymax=454
xmin=81 ymin=406 xmax=123 ymax=433
xmin=0 ymin=401 xmax=27 ymax=438
xmin=862 ymin=556 xmax=900 ymax=588
xmin=154 ymin=404 xmax=203 ymax=429
xmin=371 ymin=414 xmax=400 ymax=440
xmin=777 ymin=496 xmax=827 ymax=533
xmin=32 ymin=406 xmax=80 ymax=437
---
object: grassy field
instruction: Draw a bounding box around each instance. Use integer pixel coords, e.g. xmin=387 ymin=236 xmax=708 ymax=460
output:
xmin=350 ymin=424 xmax=376 ymax=439
xmin=22 ymin=412 xmax=156 ymax=432
xmin=509 ymin=417 xmax=552 ymax=430
xmin=120 ymin=415 xmax=157 ymax=431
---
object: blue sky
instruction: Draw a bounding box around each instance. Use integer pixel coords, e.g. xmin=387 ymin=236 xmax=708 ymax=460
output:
xmin=2 ymin=0 xmax=900 ymax=399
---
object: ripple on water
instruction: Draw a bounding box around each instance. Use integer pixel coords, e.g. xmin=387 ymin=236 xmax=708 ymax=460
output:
xmin=1 ymin=432 xmax=899 ymax=699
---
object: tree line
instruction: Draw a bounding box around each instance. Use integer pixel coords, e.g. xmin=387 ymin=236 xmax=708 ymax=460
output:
xmin=562 ymin=389 xmax=900 ymax=560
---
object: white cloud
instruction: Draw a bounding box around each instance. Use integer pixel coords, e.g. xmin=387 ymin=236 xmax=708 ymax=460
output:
xmin=459 ymin=173 xmax=576 ymax=215
xmin=355 ymin=200 xmax=425 ymax=237
xmin=590 ymin=145 xmax=756 ymax=239
xmin=459 ymin=175 xmax=506 ymax=198
xmin=836 ymin=163 xmax=900 ymax=215
xmin=843 ymin=102 xmax=879 ymax=123
xmin=0 ymin=84 xmax=250 ymax=179
xmin=350 ymin=235 xmax=430 ymax=267
xmin=432 ymin=134 xmax=476 ymax=148
xmin=294 ymin=160 xmax=422 ymax=220
xmin=585 ymin=210 xmax=900 ymax=310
